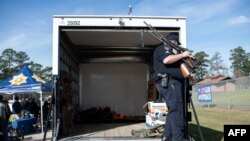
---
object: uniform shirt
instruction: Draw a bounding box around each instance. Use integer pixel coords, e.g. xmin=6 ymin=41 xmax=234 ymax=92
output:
xmin=12 ymin=101 xmax=22 ymax=114
xmin=153 ymin=44 xmax=184 ymax=82
xmin=0 ymin=100 xmax=11 ymax=126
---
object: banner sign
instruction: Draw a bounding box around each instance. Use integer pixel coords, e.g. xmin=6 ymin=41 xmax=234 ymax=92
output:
xmin=197 ymin=84 xmax=212 ymax=102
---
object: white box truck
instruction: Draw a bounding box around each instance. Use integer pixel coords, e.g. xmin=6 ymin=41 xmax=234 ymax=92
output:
xmin=52 ymin=15 xmax=186 ymax=139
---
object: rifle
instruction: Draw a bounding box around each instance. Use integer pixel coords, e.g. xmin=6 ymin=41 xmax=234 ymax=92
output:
xmin=143 ymin=21 xmax=200 ymax=79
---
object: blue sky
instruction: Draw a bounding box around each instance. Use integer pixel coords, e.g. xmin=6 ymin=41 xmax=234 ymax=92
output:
xmin=0 ymin=0 xmax=250 ymax=75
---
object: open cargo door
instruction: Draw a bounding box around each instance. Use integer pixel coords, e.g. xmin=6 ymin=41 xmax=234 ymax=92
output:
xmin=52 ymin=15 xmax=186 ymax=139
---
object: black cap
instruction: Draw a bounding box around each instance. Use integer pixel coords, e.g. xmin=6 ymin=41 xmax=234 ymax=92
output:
xmin=166 ymin=33 xmax=181 ymax=45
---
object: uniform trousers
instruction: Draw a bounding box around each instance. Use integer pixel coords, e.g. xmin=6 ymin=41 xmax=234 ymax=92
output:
xmin=156 ymin=79 xmax=186 ymax=141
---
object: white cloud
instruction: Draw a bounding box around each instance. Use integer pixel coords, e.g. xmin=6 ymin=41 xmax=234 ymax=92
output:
xmin=0 ymin=32 xmax=51 ymax=52
xmin=0 ymin=17 xmax=52 ymax=66
xmin=0 ymin=33 xmax=26 ymax=50
xmin=228 ymin=16 xmax=250 ymax=25
xmin=0 ymin=31 xmax=52 ymax=67
xmin=180 ymin=1 xmax=237 ymax=22
xmin=135 ymin=0 xmax=238 ymax=24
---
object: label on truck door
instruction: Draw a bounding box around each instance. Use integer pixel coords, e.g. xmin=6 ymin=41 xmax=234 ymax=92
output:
xmin=66 ymin=20 xmax=81 ymax=26
xmin=58 ymin=18 xmax=80 ymax=26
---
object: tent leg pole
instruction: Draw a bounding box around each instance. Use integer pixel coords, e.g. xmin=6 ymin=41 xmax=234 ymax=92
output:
xmin=40 ymin=92 xmax=44 ymax=134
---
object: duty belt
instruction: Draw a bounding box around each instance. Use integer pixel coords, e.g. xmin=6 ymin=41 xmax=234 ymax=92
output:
xmin=157 ymin=73 xmax=169 ymax=88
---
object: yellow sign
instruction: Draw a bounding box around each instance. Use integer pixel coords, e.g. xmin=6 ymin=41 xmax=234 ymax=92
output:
xmin=32 ymin=74 xmax=45 ymax=83
xmin=9 ymin=73 xmax=28 ymax=85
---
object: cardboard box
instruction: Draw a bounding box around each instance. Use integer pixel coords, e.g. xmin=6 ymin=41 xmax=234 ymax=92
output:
xmin=145 ymin=112 xmax=167 ymax=128
xmin=145 ymin=101 xmax=168 ymax=128
xmin=147 ymin=101 xmax=168 ymax=113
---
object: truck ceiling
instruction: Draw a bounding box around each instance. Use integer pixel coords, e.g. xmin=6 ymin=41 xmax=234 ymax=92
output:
xmin=60 ymin=27 xmax=179 ymax=62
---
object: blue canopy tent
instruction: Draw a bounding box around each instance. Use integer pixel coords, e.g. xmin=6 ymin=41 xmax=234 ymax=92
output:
xmin=0 ymin=65 xmax=52 ymax=133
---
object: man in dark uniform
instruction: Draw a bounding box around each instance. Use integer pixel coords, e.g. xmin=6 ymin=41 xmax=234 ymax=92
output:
xmin=153 ymin=33 xmax=193 ymax=141
xmin=12 ymin=96 xmax=22 ymax=116
xmin=0 ymin=95 xmax=11 ymax=141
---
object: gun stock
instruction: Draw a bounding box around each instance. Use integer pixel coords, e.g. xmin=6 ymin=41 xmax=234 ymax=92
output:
xmin=180 ymin=63 xmax=191 ymax=79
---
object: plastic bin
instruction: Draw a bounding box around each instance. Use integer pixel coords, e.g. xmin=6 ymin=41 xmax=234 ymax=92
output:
xmin=11 ymin=118 xmax=37 ymax=135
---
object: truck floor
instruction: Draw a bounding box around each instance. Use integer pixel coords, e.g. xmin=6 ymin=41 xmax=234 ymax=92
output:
xmin=58 ymin=122 xmax=161 ymax=141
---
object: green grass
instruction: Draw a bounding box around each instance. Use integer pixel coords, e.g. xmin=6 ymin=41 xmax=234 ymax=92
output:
xmin=188 ymin=108 xmax=250 ymax=141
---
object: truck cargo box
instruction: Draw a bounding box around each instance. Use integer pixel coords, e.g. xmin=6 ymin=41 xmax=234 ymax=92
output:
xmin=52 ymin=15 xmax=186 ymax=139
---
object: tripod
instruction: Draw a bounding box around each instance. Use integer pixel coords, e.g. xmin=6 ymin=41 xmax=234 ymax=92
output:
xmin=184 ymin=79 xmax=205 ymax=141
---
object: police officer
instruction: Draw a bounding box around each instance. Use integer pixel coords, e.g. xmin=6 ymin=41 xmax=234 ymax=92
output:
xmin=153 ymin=33 xmax=193 ymax=141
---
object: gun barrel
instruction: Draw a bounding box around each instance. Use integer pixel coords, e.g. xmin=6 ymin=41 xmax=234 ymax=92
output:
xmin=144 ymin=21 xmax=187 ymax=54
xmin=144 ymin=21 xmax=201 ymax=78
